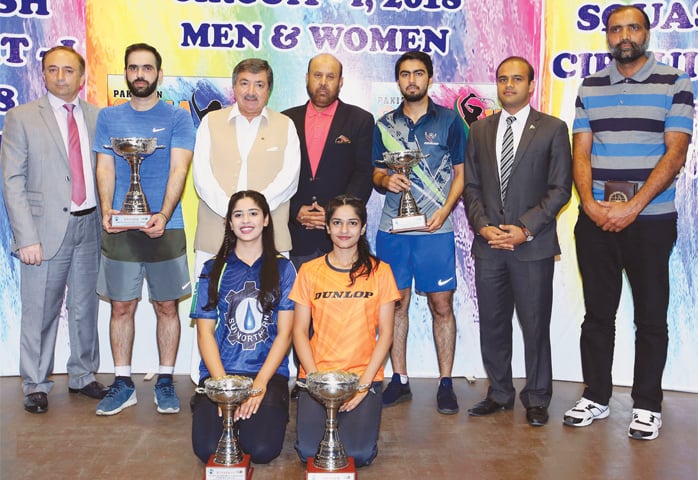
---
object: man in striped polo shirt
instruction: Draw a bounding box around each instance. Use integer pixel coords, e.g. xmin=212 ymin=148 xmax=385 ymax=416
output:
xmin=563 ymin=5 xmax=694 ymax=441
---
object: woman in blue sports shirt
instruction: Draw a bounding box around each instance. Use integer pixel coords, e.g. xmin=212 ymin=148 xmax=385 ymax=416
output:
xmin=190 ymin=190 xmax=296 ymax=464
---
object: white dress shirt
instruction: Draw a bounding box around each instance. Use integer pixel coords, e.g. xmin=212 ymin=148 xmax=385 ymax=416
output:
xmin=495 ymin=104 xmax=531 ymax=175
xmin=192 ymin=104 xmax=301 ymax=217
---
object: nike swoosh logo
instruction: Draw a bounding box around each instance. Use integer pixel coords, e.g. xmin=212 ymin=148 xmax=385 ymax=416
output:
xmin=437 ymin=277 xmax=453 ymax=287
xmin=152 ymin=127 xmax=166 ymax=133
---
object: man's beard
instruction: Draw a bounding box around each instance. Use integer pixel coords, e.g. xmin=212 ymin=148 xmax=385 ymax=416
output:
xmin=307 ymin=85 xmax=339 ymax=108
xmin=611 ymin=39 xmax=648 ymax=64
xmin=402 ymin=87 xmax=427 ymax=102
xmin=127 ymin=78 xmax=158 ymax=98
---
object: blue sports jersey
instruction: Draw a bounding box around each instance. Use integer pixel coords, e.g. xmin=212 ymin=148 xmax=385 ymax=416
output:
xmin=191 ymin=253 xmax=296 ymax=379
xmin=372 ymin=98 xmax=466 ymax=234
xmin=93 ymin=101 xmax=196 ymax=229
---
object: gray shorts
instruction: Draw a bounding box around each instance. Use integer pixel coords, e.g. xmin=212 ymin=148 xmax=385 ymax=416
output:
xmin=97 ymin=254 xmax=191 ymax=302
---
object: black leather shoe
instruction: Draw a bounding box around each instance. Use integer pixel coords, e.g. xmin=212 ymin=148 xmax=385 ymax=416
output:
xmin=69 ymin=381 xmax=109 ymax=399
xmin=526 ymin=406 xmax=549 ymax=426
xmin=24 ymin=392 xmax=48 ymax=414
xmin=467 ymin=398 xmax=512 ymax=416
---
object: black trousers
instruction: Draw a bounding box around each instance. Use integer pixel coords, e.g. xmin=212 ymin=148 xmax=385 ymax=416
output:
xmin=575 ymin=212 xmax=676 ymax=412
xmin=474 ymin=252 xmax=554 ymax=408
xmin=191 ymin=374 xmax=289 ymax=464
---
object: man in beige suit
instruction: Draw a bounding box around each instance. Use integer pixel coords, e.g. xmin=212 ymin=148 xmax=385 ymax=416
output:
xmin=1 ymin=46 xmax=106 ymax=413
xmin=190 ymin=58 xmax=300 ymax=383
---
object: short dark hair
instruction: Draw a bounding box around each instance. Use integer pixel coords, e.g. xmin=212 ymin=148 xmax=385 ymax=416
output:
xmin=605 ymin=5 xmax=651 ymax=30
xmin=233 ymin=58 xmax=274 ymax=91
xmin=394 ymin=51 xmax=433 ymax=81
xmin=496 ymin=56 xmax=535 ymax=82
xmin=124 ymin=43 xmax=162 ymax=71
xmin=42 ymin=46 xmax=85 ymax=75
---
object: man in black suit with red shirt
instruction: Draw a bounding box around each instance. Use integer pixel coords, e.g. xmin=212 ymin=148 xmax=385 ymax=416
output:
xmin=283 ymin=53 xmax=374 ymax=268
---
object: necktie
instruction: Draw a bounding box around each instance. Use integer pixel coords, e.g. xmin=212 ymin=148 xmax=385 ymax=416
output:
xmin=64 ymin=104 xmax=86 ymax=206
xmin=500 ymin=115 xmax=516 ymax=201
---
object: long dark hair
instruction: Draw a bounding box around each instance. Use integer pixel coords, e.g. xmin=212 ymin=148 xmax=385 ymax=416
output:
xmin=325 ymin=195 xmax=380 ymax=286
xmin=203 ymin=191 xmax=280 ymax=314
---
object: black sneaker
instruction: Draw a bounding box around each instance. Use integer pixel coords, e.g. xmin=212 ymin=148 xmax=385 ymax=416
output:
xmin=382 ymin=373 xmax=412 ymax=407
xmin=436 ymin=377 xmax=459 ymax=415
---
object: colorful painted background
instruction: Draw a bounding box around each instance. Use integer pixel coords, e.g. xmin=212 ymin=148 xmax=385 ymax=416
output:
xmin=0 ymin=0 xmax=696 ymax=391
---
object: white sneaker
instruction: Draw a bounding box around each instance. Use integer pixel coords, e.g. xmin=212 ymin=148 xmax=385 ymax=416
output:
xmin=628 ymin=408 xmax=662 ymax=440
xmin=563 ymin=397 xmax=610 ymax=427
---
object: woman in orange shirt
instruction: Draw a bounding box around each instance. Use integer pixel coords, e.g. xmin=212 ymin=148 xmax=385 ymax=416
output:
xmin=290 ymin=195 xmax=399 ymax=466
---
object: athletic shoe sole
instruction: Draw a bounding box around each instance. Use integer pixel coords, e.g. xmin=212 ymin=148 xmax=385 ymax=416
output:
xmin=96 ymin=393 xmax=138 ymax=416
xmin=628 ymin=428 xmax=659 ymax=440
xmin=563 ymin=406 xmax=609 ymax=427
xmin=154 ymin=397 xmax=180 ymax=414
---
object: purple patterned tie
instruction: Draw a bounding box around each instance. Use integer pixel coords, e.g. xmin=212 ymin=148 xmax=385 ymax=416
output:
xmin=64 ymin=104 xmax=86 ymax=205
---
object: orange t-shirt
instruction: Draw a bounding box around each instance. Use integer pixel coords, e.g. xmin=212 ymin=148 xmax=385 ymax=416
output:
xmin=290 ymin=255 xmax=400 ymax=381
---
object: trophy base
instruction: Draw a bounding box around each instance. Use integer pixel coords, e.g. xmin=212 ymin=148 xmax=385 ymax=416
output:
xmin=306 ymin=457 xmax=356 ymax=480
xmin=111 ymin=212 xmax=153 ymax=229
xmin=204 ymin=453 xmax=253 ymax=480
xmin=390 ymin=214 xmax=428 ymax=233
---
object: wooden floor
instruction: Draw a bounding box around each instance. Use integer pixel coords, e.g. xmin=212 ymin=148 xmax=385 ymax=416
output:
xmin=1 ymin=375 xmax=696 ymax=480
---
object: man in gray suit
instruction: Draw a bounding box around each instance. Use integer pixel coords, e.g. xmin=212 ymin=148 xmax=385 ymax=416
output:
xmin=1 ymin=46 xmax=106 ymax=413
xmin=463 ymin=56 xmax=572 ymax=426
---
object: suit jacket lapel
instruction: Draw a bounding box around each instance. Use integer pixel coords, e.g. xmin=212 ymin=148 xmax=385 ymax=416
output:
xmin=38 ymin=96 xmax=69 ymax=165
xmin=317 ymin=100 xmax=345 ymax=173
xmin=513 ymin=108 xmax=539 ymax=166
xmin=486 ymin=111 xmax=501 ymax=172
xmin=79 ymin=99 xmax=97 ymax=167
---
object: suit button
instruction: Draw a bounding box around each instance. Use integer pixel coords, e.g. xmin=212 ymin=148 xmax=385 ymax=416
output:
xmin=63 ymin=207 xmax=68 ymax=212
xmin=66 ymin=176 xmax=70 ymax=182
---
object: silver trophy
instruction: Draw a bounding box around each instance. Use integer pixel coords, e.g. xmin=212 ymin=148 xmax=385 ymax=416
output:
xmin=204 ymin=375 xmax=254 ymax=467
xmin=306 ymin=370 xmax=359 ymax=471
xmin=380 ymin=150 xmax=429 ymax=232
xmin=104 ymin=137 xmax=163 ymax=228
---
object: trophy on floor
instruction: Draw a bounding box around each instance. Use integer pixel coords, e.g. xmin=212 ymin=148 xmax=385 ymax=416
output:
xmin=204 ymin=375 xmax=257 ymax=480
xmin=379 ymin=150 xmax=429 ymax=233
xmin=104 ymin=137 xmax=163 ymax=228
xmin=305 ymin=370 xmax=359 ymax=480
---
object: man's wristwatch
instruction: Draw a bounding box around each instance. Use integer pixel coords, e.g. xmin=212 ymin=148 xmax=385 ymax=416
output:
xmin=521 ymin=226 xmax=534 ymax=242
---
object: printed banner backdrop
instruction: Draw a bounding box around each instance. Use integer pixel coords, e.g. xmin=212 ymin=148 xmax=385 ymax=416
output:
xmin=1 ymin=1 xmax=696 ymax=392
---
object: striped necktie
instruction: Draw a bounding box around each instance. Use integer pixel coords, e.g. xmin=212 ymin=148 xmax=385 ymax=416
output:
xmin=500 ymin=115 xmax=516 ymax=201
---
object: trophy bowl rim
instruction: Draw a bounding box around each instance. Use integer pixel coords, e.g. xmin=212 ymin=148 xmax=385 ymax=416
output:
xmin=306 ymin=370 xmax=360 ymax=384
xmin=106 ymin=137 xmax=162 ymax=155
xmin=380 ymin=149 xmax=427 ymax=167
xmin=204 ymin=374 xmax=254 ymax=393
xmin=382 ymin=148 xmax=422 ymax=157
xmin=306 ymin=370 xmax=360 ymax=401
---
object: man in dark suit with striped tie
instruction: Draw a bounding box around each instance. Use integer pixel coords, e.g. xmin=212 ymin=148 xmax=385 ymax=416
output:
xmin=463 ymin=56 xmax=572 ymax=426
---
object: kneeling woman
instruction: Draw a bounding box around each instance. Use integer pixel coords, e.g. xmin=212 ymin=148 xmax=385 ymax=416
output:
xmin=290 ymin=195 xmax=399 ymax=467
xmin=190 ymin=190 xmax=296 ymax=464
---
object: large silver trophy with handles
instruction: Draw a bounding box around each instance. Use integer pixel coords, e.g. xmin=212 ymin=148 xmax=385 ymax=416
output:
xmin=380 ymin=150 xmax=429 ymax=233
xmin=203 ymin=375 xmax=256 ymax=480
xmin=305 ymin=370 xmax=359 ymax=479
xmin=104 ymin=137 xmax=163 ymax=228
